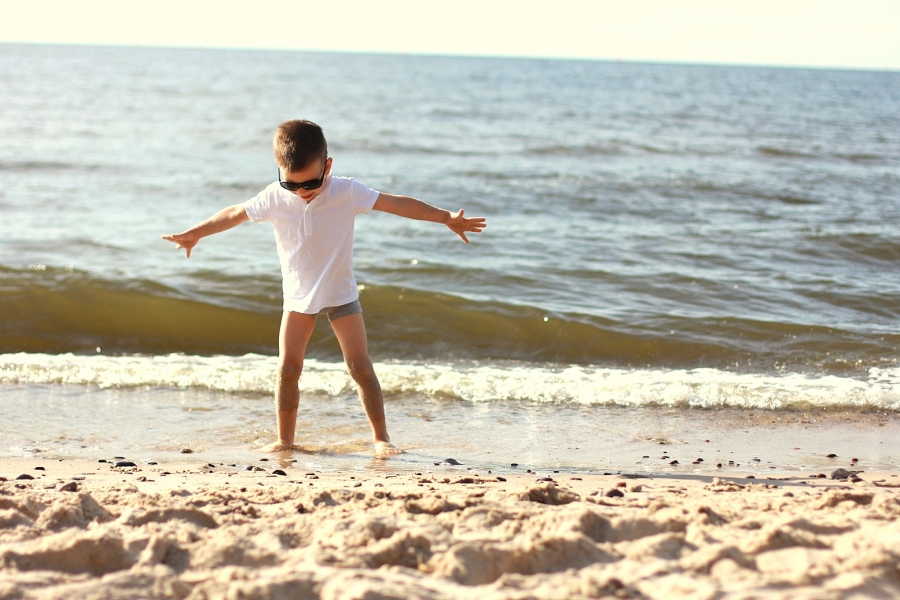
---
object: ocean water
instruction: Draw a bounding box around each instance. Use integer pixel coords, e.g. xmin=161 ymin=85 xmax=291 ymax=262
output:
xmin=1 ymin=44 xmax=898 ymax=472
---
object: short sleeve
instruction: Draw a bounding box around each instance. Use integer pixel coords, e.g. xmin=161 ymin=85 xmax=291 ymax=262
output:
xmin=243 ymin=183 xmax=279 ymax=223
xmin=346 ymin=178 xmax=380 ymax=215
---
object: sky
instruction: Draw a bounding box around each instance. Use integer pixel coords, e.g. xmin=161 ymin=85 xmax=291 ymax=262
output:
xmin=1 ymin=0 xmax=898 ymax=70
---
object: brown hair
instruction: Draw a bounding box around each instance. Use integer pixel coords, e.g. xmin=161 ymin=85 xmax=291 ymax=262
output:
xmin=273 ymin=120 xmax=328 ymax=172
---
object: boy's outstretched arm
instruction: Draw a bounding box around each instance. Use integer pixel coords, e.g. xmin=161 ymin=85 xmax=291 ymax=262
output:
xmin=372 ymin=193 xmax=486 ymax=244
xmin=161 ymin=204 xmax=249 ymax=257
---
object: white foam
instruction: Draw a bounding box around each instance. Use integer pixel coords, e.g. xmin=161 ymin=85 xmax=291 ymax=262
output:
xmin=1 ymin=353 xmax=897 ymax=411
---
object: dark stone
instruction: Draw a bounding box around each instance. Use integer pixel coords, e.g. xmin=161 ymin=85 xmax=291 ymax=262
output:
xmin=826 ymin=453 xmax=838 ymax=458
xmin=831 ymin=468 xmax=856 ymax=480
xmin=16 ymin=474 xmax=35 ymax=480
xmin=496 ymin=476 xmax=507 ymax=482
xmin=510 ymin=463 xmax=519 ymax=467
xmin=669 ymin=460 xmax=679 ymax=465
xmin=114 ymin=461 xmax=137 ymax=468
xmin=180 ymin=448 xmax=193 ymax=454
xmin=34 ymin=466 xmax=45 ymax=471
xmin=443 ymin=458 xmax=462 ymax=465
xmin=58 ymin=481 xmax=78 ymax=492
xmin=605 ymin=488 xmax=624 ymax=497
xmin=273 ymin=469 xmax=287 ymax=476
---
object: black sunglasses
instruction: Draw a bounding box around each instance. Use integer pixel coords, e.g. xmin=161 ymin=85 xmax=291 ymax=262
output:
xmin=278 ymin=160 xmax=328 ymax=191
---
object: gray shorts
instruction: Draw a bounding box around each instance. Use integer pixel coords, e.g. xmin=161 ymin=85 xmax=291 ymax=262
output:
xmin=315 ymin=299 xmax=363 ymax=322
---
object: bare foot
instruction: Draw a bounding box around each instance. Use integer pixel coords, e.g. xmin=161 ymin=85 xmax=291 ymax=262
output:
xmin=374 ymin=441 xmax=403 ymax=458
xmin=259 ymin=440 xmax=300 ymax=452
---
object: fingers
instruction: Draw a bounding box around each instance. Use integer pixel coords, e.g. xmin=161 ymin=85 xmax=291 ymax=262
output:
xmin=459 ymin=231 xmax=470 ymax=244
xmin=162 ymin=234 xmax=194 ymax=258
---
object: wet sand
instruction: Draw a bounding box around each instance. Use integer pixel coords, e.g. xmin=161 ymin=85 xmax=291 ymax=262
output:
xmin=2 ymin=458 xmax=899 ymax=599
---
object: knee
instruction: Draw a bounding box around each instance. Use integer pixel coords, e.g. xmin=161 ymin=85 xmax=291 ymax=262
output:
xmin=345 ymin=356 xmax=375 ymax=384
xmin=277 ymin=359 xmax=303 ymax=383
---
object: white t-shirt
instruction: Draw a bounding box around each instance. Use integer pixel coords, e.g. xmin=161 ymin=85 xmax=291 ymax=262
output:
xmin=243 ymin=176 xmax=379 ymax=314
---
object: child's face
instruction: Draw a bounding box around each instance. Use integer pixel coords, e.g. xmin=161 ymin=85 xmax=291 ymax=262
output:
xmin=280 ymin=157 xmax=332 ymax=203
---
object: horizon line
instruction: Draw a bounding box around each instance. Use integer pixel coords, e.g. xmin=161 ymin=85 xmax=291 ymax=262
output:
xmin=1 ymin=40 xmax=896 ymax=74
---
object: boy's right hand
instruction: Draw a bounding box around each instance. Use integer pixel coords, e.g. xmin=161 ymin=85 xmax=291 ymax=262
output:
xmin=161 ymin=232 xmax=199 ymax=258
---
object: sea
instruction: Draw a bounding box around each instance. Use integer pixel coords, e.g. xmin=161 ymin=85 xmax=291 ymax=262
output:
xmin=1 ymin=43 xmax=898 ymax=475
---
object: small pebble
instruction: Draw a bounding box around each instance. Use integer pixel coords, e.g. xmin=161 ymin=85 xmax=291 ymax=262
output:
xmin=510 ymin=463 xmax=519 ymax=467
xmin=496 ymin=476 xmax=507 ymax=482
xmin=58 ymin=481 xmax=78 ymax=492
xmin=260 ymin=458 xmax=269 ymax=462
xmin=16 ymin=474 xmax=34 ymax=480
xmin=826 ymin=453 xmax=838 ymax=458
xmin=669 ymin=460 xmax=679 ymax=465
xmin=180 ymin=448 xmax=193 ymax=454
xmin=444 ymin=458 xmax=462 ymax=465
xmin=273 ymin=469 xmax=287 ymax=476
xmin=34 ymin=466 xmax=45 ymax=471
xmin=114 ymin=461 xmax=137 ymax=468
xmin=605 ymin=488 xmax=624 ymax=498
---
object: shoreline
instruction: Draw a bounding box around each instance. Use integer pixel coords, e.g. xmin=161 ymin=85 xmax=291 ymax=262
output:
xmin=2 ymin=458 xmax=899 ymax=598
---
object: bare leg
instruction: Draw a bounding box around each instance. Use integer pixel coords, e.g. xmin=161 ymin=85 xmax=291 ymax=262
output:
xmin=260 ymin=310 xmax=317 ymax=452
xmin=330 ymin=312 xmax=401 ymax=457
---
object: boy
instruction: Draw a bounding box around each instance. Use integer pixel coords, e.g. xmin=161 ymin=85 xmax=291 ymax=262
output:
xmin=162 ymin=120 xmax=486 ymax=457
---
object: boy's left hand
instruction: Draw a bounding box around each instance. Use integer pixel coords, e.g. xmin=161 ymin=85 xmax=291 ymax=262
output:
xmin=447 ymin=209 xmax=486 ymax=244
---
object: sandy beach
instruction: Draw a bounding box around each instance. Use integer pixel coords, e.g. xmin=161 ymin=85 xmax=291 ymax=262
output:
xmin=1 ymin=458 xmax=899 ymax=599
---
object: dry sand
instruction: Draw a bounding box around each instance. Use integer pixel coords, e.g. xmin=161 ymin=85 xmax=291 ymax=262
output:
xmin=1 ymin=458 xmax=899 ymax=599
